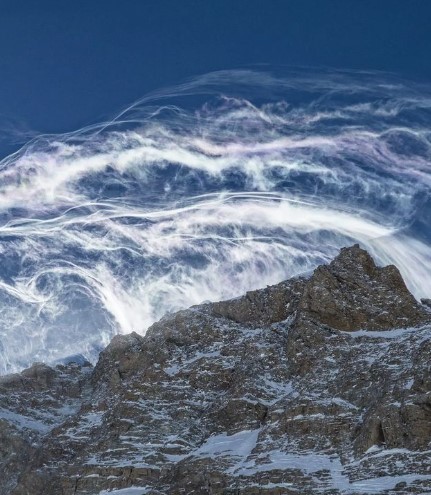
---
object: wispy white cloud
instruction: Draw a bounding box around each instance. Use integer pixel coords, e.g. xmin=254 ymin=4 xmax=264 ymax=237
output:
xmin=0 ymin=68 xmax=430 ymax=373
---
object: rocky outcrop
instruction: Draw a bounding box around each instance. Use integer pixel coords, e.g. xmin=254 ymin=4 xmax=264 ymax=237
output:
xmin=210 ymin=277 xmax=306 ymax=327
xmin=0 ymin=244 xmax=431 ymax=494
xmin=298 ymin=245 xmax=428 ymax=331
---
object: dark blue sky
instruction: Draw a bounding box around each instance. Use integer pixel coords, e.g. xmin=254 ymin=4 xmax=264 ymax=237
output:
xmin=1 ymin=0 xmax=431 ymax=142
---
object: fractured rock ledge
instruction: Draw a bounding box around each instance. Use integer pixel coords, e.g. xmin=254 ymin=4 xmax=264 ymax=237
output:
xmin=0 ymin=244 xmax=431 ymax=494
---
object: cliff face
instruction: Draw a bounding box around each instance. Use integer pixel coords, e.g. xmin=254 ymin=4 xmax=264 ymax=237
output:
xmin=1 ymin=245 xmax=431 ymax=494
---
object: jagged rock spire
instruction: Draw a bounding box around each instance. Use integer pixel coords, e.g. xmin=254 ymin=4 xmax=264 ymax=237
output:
xmin=298 ymin=244 xmax=429 ymax=331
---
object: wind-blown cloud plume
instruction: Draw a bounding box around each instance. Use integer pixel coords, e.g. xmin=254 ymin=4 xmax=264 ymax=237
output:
xmin=0 ymin=68 xmax=430 ymax=372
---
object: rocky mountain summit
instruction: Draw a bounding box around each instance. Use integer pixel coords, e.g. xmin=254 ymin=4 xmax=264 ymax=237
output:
xmin=1 ymin=245 xmax=431 ymax=494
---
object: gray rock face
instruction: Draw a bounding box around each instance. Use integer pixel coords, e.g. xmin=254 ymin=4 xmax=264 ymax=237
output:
xmin=299 ymin=245 xmax=428 ymax=331
xmin=1 ymin=245 xmax=431 ymax=494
